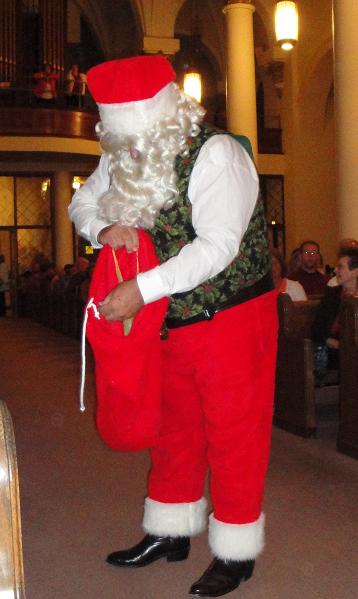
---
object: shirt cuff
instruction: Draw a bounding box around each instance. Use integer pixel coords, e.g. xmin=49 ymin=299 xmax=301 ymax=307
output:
xmin=136 ymin=267 xmax=169 ymax=304
xmin=87 ymin=218 xmax=111 ymax=249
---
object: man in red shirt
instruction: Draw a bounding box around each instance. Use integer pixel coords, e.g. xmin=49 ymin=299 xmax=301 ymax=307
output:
xmin=289 ymin=240 xmax=327 ymax=296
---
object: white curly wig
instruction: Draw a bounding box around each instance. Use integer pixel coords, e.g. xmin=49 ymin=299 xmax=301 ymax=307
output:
xmin=95 ymin=82 xmax=205 ymax=229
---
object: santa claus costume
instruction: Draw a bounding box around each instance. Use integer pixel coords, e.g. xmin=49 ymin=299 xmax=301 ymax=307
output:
xmin=69 ymin=55 xmax=278 ymax=597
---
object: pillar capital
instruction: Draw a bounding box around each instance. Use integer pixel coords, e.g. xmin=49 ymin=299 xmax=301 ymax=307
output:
xmin=143 ymin=36 xmax=180 ymax=56
xmin=223 ymin=2 xmax=255 ymax=16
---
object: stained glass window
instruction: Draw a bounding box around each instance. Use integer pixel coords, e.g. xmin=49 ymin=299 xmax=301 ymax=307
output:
xmin=260 ymin=175 xmax=285 ymax=254
xmin=16 ymin=177 xmax=51 ymax=226
xmin=0 ymin=177 xmax=15 ymax=226
xmin=0 ymin=175 xmax=52 ymax=272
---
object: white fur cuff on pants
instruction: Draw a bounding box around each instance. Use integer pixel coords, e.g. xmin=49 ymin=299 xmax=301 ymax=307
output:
xmin=209 ymin=513 xmax=265 ymax=561
xmin=143 ymin=497 xmax=208 ymax=537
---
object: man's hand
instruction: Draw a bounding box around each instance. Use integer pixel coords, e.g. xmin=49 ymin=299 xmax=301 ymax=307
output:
xmin=98 ymin=224 xmax=139 ymax=252
xmin=99 ymin=278 xmax=144 ymax=322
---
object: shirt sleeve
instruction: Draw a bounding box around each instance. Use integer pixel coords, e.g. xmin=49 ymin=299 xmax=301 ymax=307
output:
xmin=287 ymin=279 xmax=308 ymax=301
xmin=137 ymin=134 xmax=259 ymax=304
xmin=67 ymin=155 xmax=111 ymax=248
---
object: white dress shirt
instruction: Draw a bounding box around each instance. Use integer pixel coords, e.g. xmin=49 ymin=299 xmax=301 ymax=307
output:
xmin=327 ymin=275 xmax=338 ymax=287
xmin=283 ymin=278 xmax=307 ymax=301
xmin=68 ymin=134 xmax=259 ymax=304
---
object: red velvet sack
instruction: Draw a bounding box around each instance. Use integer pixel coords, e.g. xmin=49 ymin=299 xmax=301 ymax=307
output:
xmin=85 ymin=230 xmax=168 ymax=451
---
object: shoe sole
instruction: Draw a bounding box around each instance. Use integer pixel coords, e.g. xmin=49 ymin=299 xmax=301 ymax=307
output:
xmin=189 ymin=568 xmax=254 ymax=597
xmin=106 ymin=547 xmax=190 ymax=568
xmin=189 ymin=584 xmax=238 ymax=598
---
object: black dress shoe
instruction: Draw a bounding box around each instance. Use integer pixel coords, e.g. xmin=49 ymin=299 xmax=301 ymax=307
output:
xmin=106 ymin=534 xmax=190 ymax=568
xmin=189 ymin=558 xmax=255 ymax=597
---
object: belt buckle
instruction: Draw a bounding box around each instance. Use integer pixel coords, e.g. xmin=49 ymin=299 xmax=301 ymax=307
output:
xmin=203 ymin=307 xmax=215 ymax=321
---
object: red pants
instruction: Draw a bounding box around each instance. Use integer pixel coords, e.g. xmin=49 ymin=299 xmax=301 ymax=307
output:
xmin=148 ymin=290 xmax=278 ymax=525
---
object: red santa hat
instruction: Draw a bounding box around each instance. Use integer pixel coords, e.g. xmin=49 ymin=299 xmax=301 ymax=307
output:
xmin=87 ymin=55 xmax=177 ymax=135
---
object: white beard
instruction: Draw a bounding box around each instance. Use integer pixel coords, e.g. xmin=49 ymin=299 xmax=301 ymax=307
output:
xmin=95 ymin=85 xmax=205 ymax=229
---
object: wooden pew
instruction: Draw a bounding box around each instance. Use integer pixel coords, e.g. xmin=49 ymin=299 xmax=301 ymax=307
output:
xmin=274 ymin=294 xmax=319 ymax=437
xmin=0 ymin=400 xmax=25 ymax=597
xmin=275 ymin=293 xmax=347 ymax=439
xmin=337 ymin=296 xmax=358 ymax=459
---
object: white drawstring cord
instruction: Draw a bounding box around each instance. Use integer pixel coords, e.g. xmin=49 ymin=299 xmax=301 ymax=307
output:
xmin=80 ymin=297 xmax=100 ymax=412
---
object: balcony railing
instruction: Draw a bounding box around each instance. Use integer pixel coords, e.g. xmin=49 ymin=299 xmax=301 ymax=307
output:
xmin=0 ymin=86 xmax=282 ymax=153
xmin=0 ymin=83 xmax=96 ymax=110
xmin=0 ymin=86 xmax=98 ymax=140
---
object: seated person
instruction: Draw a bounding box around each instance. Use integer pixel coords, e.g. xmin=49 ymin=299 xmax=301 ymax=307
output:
xmin=66 ymin=256 xmax=89 ymax=294
xmin=327 ymin=238 xmax=358 ymax=287
xmin=271 ymin=251 xmax=307 ymax=301
xmin=52 ymin=263 xmax=73 ymax=292
xmin=289 ymin=240 xmax=328 ymax=296
xmin=311 ymin=247 xmax=358 ymax=375
xmin=80 ymin=261 xmax=96 ymax=303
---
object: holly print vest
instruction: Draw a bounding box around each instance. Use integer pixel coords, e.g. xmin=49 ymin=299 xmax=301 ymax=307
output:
xmin=151 ymin=126 xmax=271 ymax=321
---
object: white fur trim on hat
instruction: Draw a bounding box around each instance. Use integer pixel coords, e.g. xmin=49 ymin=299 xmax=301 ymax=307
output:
xmin=208 ymin=513 xmax=265 ymax=561
xmin=98 ymin=82 xmax=178 ymax=135
xmin=143 ymin=497 xmax=208 ymax=537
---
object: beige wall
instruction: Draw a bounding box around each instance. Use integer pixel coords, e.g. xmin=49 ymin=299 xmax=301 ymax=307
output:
xmin=278 ymin=0 xmax=336 ymax=265
xmin=238 ymin=0 xmax=337 ymax=265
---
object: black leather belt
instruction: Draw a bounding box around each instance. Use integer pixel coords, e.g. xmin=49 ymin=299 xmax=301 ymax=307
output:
xmin=165 ymin=271 xmax=274 ymax=330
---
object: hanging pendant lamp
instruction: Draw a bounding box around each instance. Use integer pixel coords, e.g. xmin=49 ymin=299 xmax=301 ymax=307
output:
xmin=183 ymin=68 xmax=202 ymax=103
xmin=275 ymin=1 xmax=299 ymax=51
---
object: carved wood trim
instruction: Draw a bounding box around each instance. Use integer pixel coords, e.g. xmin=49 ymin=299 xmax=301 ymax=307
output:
xmin=0 ymin=400 xmax=25 ymax=598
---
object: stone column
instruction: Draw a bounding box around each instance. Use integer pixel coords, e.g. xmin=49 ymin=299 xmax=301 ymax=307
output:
xmin=333 ymin=0 xmax=358 ymax=239
xmin=53 ymin=171 xmax=74 ymax=268
xmin=223 ymin=1 xmax=258 ymax=160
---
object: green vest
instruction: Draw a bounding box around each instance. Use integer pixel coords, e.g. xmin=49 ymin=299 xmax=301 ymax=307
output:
xmin=151 ymin=126 xmax=271 ymax=321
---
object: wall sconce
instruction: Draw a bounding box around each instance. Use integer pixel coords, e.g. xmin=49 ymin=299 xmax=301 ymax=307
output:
xmin=41 ymin=179 xmax=50 ymax=193
xmin=275 ymin=1 xmax=298 ymax=51
xmin=183 ymin=68 xmax=202 ymax=103
xmin=72 ymin=176 xmax=81 ymax=190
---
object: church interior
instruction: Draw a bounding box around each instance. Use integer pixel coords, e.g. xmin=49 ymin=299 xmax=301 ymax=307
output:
xmin=0 ymin=1 xmax=357 ymax=598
